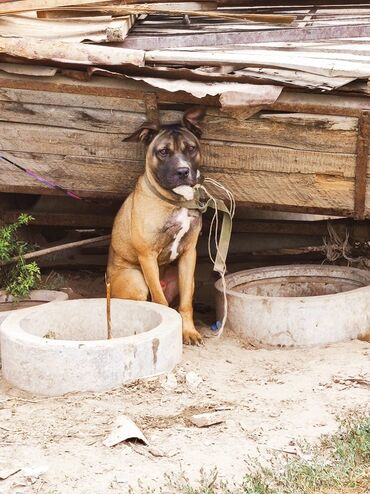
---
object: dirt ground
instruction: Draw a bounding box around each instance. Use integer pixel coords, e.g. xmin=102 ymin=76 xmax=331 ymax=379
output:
xmin=0 ymin=271 xmax=369 ymax=493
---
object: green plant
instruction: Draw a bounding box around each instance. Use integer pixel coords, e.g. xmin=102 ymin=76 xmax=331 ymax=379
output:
xmin=0 ymin=214 xmax=41 ymax=298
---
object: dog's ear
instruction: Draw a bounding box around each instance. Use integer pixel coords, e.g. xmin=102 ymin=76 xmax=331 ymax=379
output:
xmin=123 ymin=122 xmax=159 ymax=145
xmin=182 ymin=106 xmax=206 ymax=138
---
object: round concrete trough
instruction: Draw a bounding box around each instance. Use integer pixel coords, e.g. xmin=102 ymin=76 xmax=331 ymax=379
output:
xmin=1 ymin=298 xmax=182 ymax=396
xmin=215 ymin=265 xmax=370 ymax=347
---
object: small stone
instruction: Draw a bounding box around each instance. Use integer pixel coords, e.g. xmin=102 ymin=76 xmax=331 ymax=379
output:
xmin=185 ymin=371 xmax=202 ymax=392
xmin=190 ymin=412 xmax=224 ymax=428
xmin=162 ymin=373 xmax=178 ymax=391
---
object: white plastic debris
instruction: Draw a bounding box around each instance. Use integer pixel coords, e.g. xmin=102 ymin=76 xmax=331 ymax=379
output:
xmin=103 ymin=415 xmax=148 ymax=447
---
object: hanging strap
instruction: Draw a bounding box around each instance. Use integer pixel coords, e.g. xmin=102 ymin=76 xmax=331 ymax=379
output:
xmin=144 ymin=174 xmax=232 ymax=273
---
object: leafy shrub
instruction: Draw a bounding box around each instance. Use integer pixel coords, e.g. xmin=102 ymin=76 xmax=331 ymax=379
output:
xmin=0 ymin=214 xmax=41 ymax=298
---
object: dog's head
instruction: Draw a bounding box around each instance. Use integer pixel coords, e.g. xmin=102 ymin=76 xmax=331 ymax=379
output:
xmin=124 ymin=107 xmax=206 ymax=198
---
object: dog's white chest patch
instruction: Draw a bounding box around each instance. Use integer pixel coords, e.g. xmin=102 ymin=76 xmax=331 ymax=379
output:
xmin=170 ymin=208 xmax=191 ymax=261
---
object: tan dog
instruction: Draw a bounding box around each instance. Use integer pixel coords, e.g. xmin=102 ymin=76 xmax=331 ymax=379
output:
xmin=107 ymin=107 xmax=206 ymax=344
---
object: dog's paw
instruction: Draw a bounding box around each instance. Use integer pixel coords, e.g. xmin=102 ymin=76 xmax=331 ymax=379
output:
xmin=183 ymin=328 xmax=203 ymax=346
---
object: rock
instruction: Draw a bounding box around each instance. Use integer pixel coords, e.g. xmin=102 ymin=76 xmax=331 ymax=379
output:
xmin=185 ymin=371 xmax=202 ymax=392
xmin=161 ymin=373 xmax=178 ymax=391
xmin=190 ymin=412 xmax=225 ymax=428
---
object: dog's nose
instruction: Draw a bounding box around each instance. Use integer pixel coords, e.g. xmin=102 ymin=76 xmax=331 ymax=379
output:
xmin=177 ymin=167 xmax=190 ymax=179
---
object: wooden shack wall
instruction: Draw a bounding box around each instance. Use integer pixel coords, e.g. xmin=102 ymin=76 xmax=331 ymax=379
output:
xmin=0 ymin=73 xmax=369 ymax=218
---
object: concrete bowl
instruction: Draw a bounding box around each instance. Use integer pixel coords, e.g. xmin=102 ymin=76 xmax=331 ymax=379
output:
xmin=1 ymin=298 xmax=182 ymax=396
xmin=215 ymin=264 xmax=370 ymax=347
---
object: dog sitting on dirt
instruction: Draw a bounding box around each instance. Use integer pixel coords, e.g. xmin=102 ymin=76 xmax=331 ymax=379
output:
xmin=107 ymin=107 xmax=206 ymax=345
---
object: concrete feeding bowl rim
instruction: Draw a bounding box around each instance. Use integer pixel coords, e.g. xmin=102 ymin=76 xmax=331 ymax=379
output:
xmin=3 ymin=298 xmax=180 ymax=349
xmin=0 ymin=289 xmax=68 ymax=304
xmin=215 ymin=264 xmax=370 ymax=301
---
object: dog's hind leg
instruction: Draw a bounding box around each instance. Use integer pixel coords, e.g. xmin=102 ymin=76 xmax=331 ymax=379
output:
xmin=110 ymin=268 xmax=149 ymax=301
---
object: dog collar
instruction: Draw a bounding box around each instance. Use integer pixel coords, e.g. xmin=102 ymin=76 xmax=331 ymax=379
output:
xmin=144 ymin=173 xmax=206 ymax=211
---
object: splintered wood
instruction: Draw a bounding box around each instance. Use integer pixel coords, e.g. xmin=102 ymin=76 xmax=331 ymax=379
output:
xmin=0 ymin=1 xmax=369 ymax=218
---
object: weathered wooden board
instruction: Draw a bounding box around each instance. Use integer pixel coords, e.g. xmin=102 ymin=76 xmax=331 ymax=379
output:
xmin=0 ymin=76 xmax=368 ymax=217
xmin=0 ymin=100 xmax=358 ymax=154
xmin=0 ymin=150 xmax=360 ymax=214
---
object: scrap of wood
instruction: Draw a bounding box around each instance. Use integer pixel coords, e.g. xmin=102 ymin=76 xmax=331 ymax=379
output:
xmin=0 ymin=234 xmax=111 ymax=267
xmin=0 ymin=13 xmax=135 ymax=43
xmin=38 ymin=2 xmax=218 ymax=18
xmin=0 ymin=0 xmax=116 ymax=15
xmin=40 ymin=5 xmax=296 ymax=24
xmin=0 ymin=37 xmax=144 ymax=67
xmin=0 ymin=63 xmax=57 ymax=77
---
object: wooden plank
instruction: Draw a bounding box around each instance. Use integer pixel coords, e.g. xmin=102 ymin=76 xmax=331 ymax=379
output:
xmin=38 ymin=2 xmax=218 ymax=18
xmin=0 ymin=132 xmax=357 ymax=203
xmin=209 ymin=169 xmax=355 ymax=211
xmin=259 ymin=112 xmax=357 ymax=130
xmin=1 ymin=73 xmax=370 ymax=117
xmin=201 ymin=142 xmax=356 ymax=178
xmin=0 ymin=156 xmax=356 ymax=213
xmin=0 ymin=86 xmax=146 ymax=112
xmin=0 ymin=101 xmax=357 ymax=154
xmin=0 ymin=0 xmax=118 ymax=15
xmin=0 ymin=121 xmax=357 ymax=176
xmin=0 ymin=37 xmax=144 ymax=67
xmin=3 ymin=209 xmax=114 ymax=228
xmin=0 ymin=14 xmax=134 ymax=43
xmin=354 ymin=111 xmax=370 ymax=219
xmin=0 ymin=73 xmax=219 ymax=108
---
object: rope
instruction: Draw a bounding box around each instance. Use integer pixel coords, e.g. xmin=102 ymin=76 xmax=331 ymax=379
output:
xmin=197 ymin=178 xmax=235 ymax=337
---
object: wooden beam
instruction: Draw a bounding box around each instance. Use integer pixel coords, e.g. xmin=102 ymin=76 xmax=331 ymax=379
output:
xmin=0 ymin=0 xmax=116 ymax=15
xmin=0 ymin=37 xmax=144 ymax=67
xmin=354 ymin=111 xmax=370 ymax=219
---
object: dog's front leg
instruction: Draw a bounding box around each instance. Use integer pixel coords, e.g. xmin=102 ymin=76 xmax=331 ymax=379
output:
xmin=138 ymin=254 xmax=168 ymax=306
xmin=178 ymin=247 xmax=202 ymax=345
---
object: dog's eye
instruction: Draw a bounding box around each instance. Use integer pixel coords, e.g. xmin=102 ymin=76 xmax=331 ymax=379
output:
xmin=158 ymin=148 xmax=169 ymax=158
xmin=187 ymin=145 xmax=196 ymax=153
